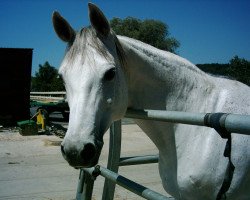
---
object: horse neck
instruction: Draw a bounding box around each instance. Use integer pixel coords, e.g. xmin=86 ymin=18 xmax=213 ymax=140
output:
xmin=119 ymin=36 xmax=211 ymax=112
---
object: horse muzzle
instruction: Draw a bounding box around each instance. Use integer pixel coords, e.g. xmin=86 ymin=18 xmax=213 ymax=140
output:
xmin=60 ymin=139 xmax=103 ymax=168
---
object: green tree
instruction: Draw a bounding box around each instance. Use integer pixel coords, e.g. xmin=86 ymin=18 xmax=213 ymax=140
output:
xmin=228 ymin=56 xmax=250 ymax=86
xmin=196 ymin=63 xmax=230 ymax=77
xmin=32 ymin=61 xmax=64 ymax=91
xmin=110 ymin=17 xmax=180 ymax=53
xmin=197 ymin=56 xmax=250 ymax=86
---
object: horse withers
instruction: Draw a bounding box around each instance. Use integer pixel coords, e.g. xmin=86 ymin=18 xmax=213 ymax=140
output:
xmin=52 ymin=3 xmax=250 ymax=199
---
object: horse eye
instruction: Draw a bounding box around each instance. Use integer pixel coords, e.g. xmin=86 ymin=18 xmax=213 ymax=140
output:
xmin=104 ymin=68 xmax=116 ymax=81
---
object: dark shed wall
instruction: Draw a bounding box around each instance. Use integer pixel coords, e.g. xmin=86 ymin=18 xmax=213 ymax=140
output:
xmin=0 ymin=48 xmax=33 ymax=125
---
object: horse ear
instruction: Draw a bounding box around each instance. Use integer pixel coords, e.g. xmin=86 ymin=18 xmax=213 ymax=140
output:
xmin=52 ymin=11 xmax=75 ymax=43
xmin=88 ymin=3 xmax=110 ymax=38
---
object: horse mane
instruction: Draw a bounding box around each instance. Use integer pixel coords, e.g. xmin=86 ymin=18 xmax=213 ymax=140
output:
xmin=63 ymin=27 xmax=126 ymax=69
xmin=117 ymin=36 xmax=204 ymax=75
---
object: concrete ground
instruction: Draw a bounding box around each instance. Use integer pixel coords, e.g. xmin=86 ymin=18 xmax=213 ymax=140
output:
xmin=0 ymin=124 xmax=169 ymax=200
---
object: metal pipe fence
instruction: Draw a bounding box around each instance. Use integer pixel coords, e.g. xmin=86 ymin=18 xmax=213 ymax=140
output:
xmin=119 ymin=155 xmax=159 ymax=166
xmin=76 ymin=109 xmax=250 ymax=200
xmin=82 ymin=166 xmax=171 ymax=200
xmin=125 ymin=109 xmax=250 ymax=135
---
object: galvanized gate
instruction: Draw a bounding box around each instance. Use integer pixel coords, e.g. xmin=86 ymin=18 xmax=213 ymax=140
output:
xmin=75 ymin=109 xmax=250 ymax=200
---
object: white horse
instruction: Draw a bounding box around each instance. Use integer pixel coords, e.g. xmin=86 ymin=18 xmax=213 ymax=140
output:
xmin=52 ymin=3 xmax=250 ymax=200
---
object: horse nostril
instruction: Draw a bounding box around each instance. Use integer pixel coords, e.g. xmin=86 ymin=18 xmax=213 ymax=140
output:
xmin=80 ymin=143 xmax=96 ymax=163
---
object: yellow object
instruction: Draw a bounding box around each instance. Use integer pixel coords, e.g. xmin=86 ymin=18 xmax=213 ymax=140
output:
xmin=36 ymin=109 xmax=46 ymax=130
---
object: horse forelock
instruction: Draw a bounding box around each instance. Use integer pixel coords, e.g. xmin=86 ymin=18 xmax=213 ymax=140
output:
xmin=60 ymin=27 xmax=126 ymax=73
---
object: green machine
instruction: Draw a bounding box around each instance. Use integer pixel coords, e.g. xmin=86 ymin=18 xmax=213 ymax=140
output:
xmin=17 ymin=99 xmax=69 ymax=136
xmin=17 ymin=120 xmax=38 ymax=136
xmin=30 ymin=99 xmax=69 ymax=120
xmin=17 ymin=109 xmax=48 ymax=136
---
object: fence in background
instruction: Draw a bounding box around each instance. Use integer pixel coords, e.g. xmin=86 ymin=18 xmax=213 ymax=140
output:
xmin=30 ymin=91 xmax=66 ymax=102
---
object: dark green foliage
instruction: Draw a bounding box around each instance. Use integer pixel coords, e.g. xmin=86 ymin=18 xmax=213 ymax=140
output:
xmin=228 ymin=56 xmax=250 ymax=86
xmin=196 ymin=63 xmax=230 ymax=77
xmin=110 ymin=17 xmax=180 ymax=53
xmin=31 ymin=61 xmax=64 ymax=91
xmin=197 ymin=56 xmax=250 ymax=86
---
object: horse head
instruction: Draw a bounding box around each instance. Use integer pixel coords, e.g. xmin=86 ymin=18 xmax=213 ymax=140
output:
xmin=52 ymin=3 xmax=128 ymax=168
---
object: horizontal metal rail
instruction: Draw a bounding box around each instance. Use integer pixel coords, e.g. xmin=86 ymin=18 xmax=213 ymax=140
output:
xmin=30 ymin=91 xmax=66 ymax=102
xmin=83 ymin=166 xmax=171 ymax=200
xmin=30 ymin=95 xmax=64 ymax=101
xmin=119 ymin=155 xmax=159 ymax=166
xmin=30 ymin=91 xmax=66 ymax=95
xmin=125 ymin=109 xmax=250 ymax=135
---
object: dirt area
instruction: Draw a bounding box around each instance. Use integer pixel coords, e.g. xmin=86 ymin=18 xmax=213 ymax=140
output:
xmin=0 ymin=125 xmax=169 ymax=200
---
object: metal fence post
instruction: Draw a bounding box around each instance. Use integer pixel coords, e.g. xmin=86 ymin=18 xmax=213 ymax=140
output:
xmin=102 ymin=120 xmax=122 ymax=200
xmin=76 ymin=169 xmax=94 ymax=200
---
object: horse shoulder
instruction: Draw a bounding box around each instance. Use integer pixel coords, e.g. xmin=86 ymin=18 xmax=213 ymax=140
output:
xmin=174 ymin=125 xmax=229 ymax=199
xmin=135 ymin=119 xmax=229 ymax=199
